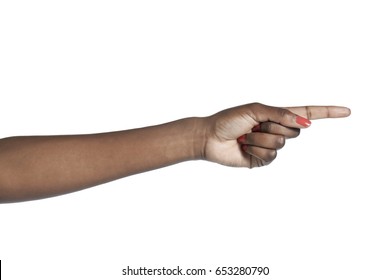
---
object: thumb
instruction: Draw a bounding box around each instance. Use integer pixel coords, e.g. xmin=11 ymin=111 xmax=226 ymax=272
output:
xmin=249 ymin=103 xmax=312 ymax=128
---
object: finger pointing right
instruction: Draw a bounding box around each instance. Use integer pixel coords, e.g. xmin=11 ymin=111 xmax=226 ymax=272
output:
xmin=286 ymin=106 xmax=351 ymax=120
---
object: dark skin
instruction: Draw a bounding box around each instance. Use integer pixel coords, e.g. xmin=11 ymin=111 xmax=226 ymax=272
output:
xmin=0 ymin=103 xmax=351 ymax=203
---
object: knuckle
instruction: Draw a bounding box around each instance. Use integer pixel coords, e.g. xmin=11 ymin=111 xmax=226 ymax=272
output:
xmin=264 ymin=149 xmax=277 ymax=162
xmin=279 ymin=108 xmax=293 ymax=122
xmin=277 ymin=136 xmax=286 ymax=149
xmin=251 ymin=157 xmax=264 ymax=168
xmin=288 ymin=128 xmax=300 ymax=138
xmin=250 ymin=102 xmax=264 ymax=107
xmin=248 ymin=102 xmax=266 ymax=113
xmin=260 ymin=122 xmax=272 ymax=133
xmin=305 ymin=106 xmax=313 ymax=120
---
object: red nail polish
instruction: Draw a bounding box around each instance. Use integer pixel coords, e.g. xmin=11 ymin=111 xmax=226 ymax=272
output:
xmin=241 ymin=144 xmax=248 ymax=152
xmin=252 ymin=124 xmax=261 ymax=132
xmin=237 ymin=134 xmax=246 ymax=143
xmin=296 ymin=115 xmax=311 ymax=127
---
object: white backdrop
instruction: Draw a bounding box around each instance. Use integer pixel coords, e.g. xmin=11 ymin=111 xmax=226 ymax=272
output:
xmin=0 ymin=1 xmax=389 ymax=279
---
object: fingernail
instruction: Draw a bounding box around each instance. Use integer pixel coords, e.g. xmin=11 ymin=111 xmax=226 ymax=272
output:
xmin=252 ymin=124 xmax=261 ymax=132
xmin=237 ymin=134 xmax=246 ymax=143
xmin=241 ymin=144 xmax=248 ymax=152
xmin=296 ymin=115 xmax=311 ymax=127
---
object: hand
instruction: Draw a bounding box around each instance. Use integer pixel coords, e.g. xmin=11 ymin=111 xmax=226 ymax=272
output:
xmin=203 ymin=103 xmax=351 ymax=168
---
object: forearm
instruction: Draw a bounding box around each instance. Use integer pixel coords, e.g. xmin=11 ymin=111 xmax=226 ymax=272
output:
xmin=0 ymin=117 xmax=206 ymax=203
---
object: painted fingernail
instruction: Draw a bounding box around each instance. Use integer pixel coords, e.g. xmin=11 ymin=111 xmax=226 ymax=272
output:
xmin=252 ymin=124 xmax=261 ymax=132
xmin=237 ymin=134 xmax=246 ymax=143
xmin=296 ymin=115 xmax=311 ymax=127
xmin=241 ymin=144 xmax=248 ymax=152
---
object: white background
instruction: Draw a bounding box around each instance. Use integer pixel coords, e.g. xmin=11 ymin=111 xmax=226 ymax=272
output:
xmin=0 ymin=1 xmax=389 ymax=279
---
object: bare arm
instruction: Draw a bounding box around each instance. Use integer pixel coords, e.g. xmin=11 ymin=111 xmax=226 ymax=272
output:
xmin=0 ymin=103 xmax=350 ymax=203
xmin=0 ymin=118 xmax=205 ymax=202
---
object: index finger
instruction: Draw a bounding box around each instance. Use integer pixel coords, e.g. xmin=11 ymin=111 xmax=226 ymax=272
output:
xmin=285 ymin=106 xmax=351 ymax=120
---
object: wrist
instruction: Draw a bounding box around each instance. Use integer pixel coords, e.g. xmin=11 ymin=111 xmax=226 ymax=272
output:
xmin=187 ymin=117 xmax=210 ymax=161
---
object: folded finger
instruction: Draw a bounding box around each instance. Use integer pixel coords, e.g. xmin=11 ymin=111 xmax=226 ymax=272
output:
xmin=238 ymin=133 xmax=285 ymax=150
xmin=252 ymin=122 xmax=300 ymax=139
xmin=242 ymin=145 xmax=277 ymax=165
